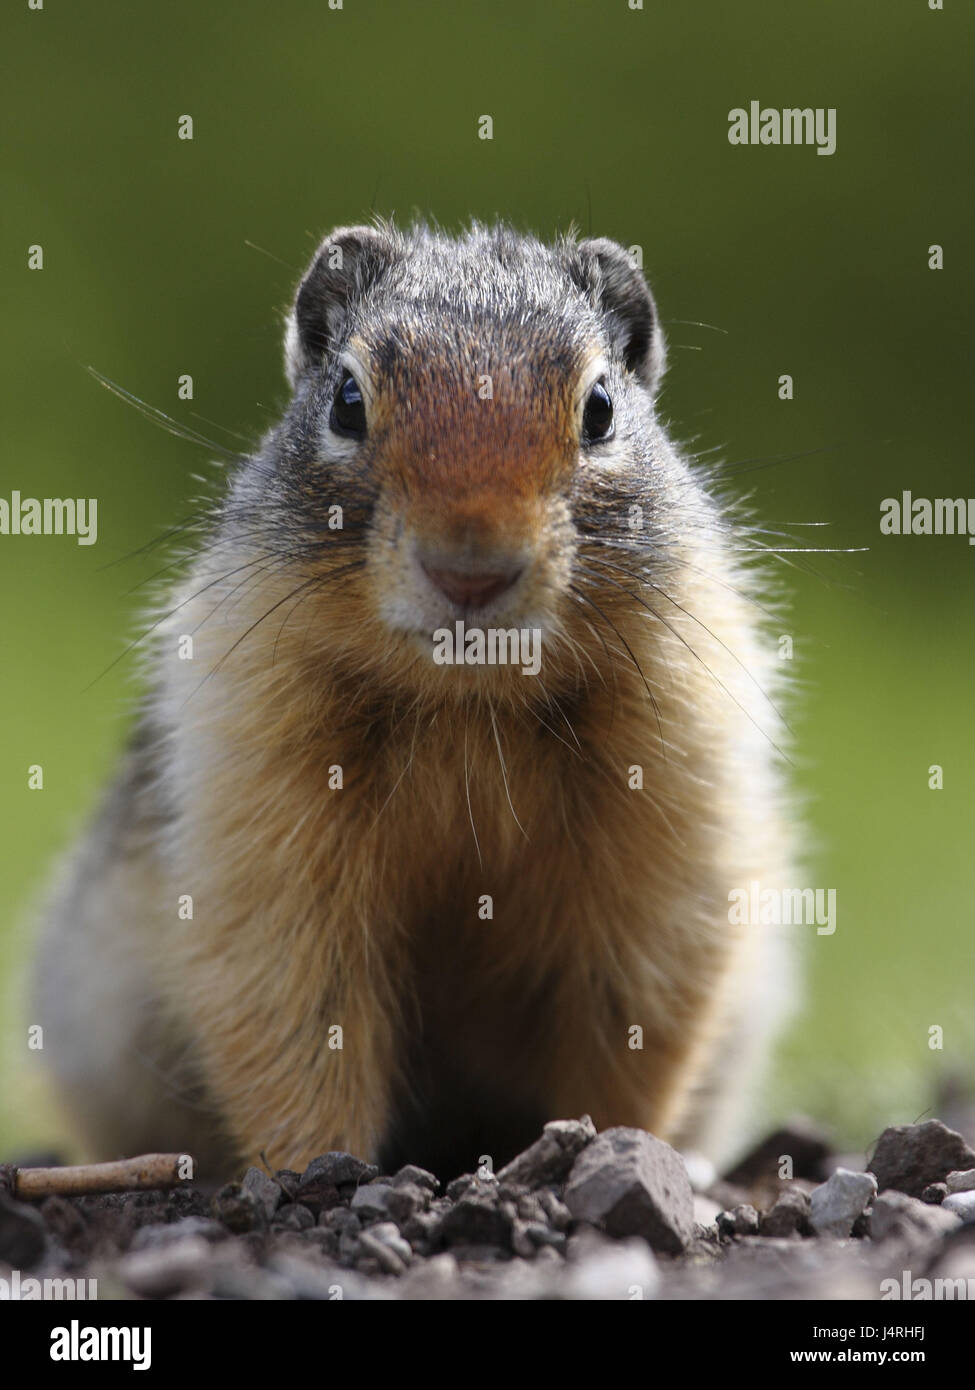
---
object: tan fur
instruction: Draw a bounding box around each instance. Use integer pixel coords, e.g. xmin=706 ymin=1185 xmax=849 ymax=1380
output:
xmin=138 ymin=522 xmax=789 ymax=1172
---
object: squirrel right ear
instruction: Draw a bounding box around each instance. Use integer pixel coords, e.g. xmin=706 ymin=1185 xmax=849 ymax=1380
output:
xmin=574 ymin=238 xmax=666 ymax=395
xmin=285 ymin=224 xmax=396 ymax=386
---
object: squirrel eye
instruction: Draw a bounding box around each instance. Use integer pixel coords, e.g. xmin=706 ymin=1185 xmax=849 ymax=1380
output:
xmin=582 ymin=380 xmax=614 ymax=443
xmin=330 ymin=372 xmax=366 ymax=437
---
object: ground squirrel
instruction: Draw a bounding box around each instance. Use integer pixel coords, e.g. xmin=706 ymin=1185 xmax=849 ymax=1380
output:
xmin=35 ymin=222 xmax=795 ymax=1181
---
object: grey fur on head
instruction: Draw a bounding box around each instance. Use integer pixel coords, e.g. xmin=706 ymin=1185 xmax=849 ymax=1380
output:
xmin=283 ymin=221 xmax=666 ymax=396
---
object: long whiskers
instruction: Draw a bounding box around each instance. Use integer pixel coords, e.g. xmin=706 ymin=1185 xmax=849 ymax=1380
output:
xmin=568 ymin=583 xmax=667 ymax=758
xmin=488 ymin=699 xmax=528 ymax=839
xmin=581 ymin=553 xmax=791 ymax=734
xmin=182 ymin=560 xmax=367 ymax=708
xmin=574 ymin=562 xmax=790 ymax=765
xmin=86 ymin=366 xmax=241 ymax=460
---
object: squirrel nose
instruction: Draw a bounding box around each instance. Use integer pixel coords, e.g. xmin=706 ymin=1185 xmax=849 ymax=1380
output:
xmin=421 ymin=561 xmax=522 ymax=610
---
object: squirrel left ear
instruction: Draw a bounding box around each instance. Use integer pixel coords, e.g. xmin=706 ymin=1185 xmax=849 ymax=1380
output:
xmin=574 ymin=238 xmax=666 ymax=395
xmin=285 ymin=223 xmax=398 ymax=387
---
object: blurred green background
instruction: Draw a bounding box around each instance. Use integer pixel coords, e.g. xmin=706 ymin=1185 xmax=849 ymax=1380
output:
xmin=2 ymin=0 xmax=972 ymax=1160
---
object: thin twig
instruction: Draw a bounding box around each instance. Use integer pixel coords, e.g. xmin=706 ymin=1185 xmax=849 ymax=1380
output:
xmin=13 ymin=1154 xmax=193 ymax=1199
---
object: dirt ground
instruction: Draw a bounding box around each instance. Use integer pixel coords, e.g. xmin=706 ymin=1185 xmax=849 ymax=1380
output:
xmin=3 ymin=1102 xmax=975 ymax=1301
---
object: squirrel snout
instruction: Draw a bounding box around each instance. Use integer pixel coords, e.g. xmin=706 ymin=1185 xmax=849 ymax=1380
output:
xmin=420 ymin=559 xmax=523 ymax=610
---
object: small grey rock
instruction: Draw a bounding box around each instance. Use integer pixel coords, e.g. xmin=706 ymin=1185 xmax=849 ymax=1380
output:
xmin=297 ymin=1153 xmax=377 ymax=1214
xmin=322 ymin=1206 xmax=360 ymax=1235
xmin=496 ymin=1116 xmax=597 ymax=1188
xmin=537 ymin=1189 xmax=571 ymax=1231
xmin=942 ymin=1191 xmax=975 ymax=1222
xmin=564 ymin=1127 xmax=694 ymax=1255
xmin=437 ymin=1196 xmax=513 ymax=1250
xmin=272 ymin=1203 xmax=314 ymax=1232
xmin=273 ymin=1170 xmax=302 ymax=1201
xmin=383 ymin=1182 xmax=429 ymax=1223
xmin=350 ymin=1183 xmax=394 ymax=1220
xmin=921 ymin=1183 xmax=948 ymax=1205
xmin=308 ymin=1153 xmax=379 ymax=1187
xmin=391 ymin=1165 xmax=439 ymax=1194
xmin=717 ymin=1204 xmax=761 ymax=1238
xmin=946 ymin=1169 xmax=975 ymax=1194
xmin=357 ymin=1221 xmax=412 ymax=1275
xmin=759 ymin=1188 xmax=810 ymax=1238
xmin=809 ymin=1168 xmax=877 ymax=1237
xmin=400 ymin=1209 xmax=442 ymax=1247
xmin=869 ymin=1121 xmax=975 ymax=1198
xmin=512 ymin=1191 xmax=546 ymax=1224
xmin=210 ymin=1183 xmax=260 ymax=1234
xmin=118 ymin=1235 xmax=211 ymax=1298
xmin=869 ymin=1190 xmax=961 ymax=1242
xmin=525 ymin=1222 xmax=566 ymax=1252
xmin=445 ymin=1173 xmax=496 ymax=1202
xmin=242 ymin=1167 xmax=284 ymax=1220
xmin=300 ymin=1152 xmax=379 ymax=1189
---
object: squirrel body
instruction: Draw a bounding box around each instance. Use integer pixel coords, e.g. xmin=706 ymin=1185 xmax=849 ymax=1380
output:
xmin=36 ymin=223 xmax=794 ymax=1179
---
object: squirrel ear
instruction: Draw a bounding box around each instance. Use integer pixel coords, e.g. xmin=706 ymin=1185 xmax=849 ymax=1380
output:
xmin=575 ymin=238 xmax=666 ymax=394
xmin=285 ymin=224 xmax=396 ymax=386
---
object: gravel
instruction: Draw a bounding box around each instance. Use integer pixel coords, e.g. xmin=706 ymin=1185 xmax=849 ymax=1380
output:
xmin=3 ymin=1110 xmax=974 ymax=1299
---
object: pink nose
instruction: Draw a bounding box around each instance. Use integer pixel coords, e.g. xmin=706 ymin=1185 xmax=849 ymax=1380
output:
xmin=421 ymin=563 xmax=521 ymax=610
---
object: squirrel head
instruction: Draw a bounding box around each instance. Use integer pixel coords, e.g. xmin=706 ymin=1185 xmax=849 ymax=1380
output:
xmin=228 ymin=222 xmax=695 ymax=704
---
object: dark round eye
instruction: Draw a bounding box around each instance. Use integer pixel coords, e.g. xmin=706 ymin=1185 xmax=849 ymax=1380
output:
xmin=330 ymin=372 xmax=366 ymax=437
xmin=582 ymin=380 xmax=614 ymax=443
